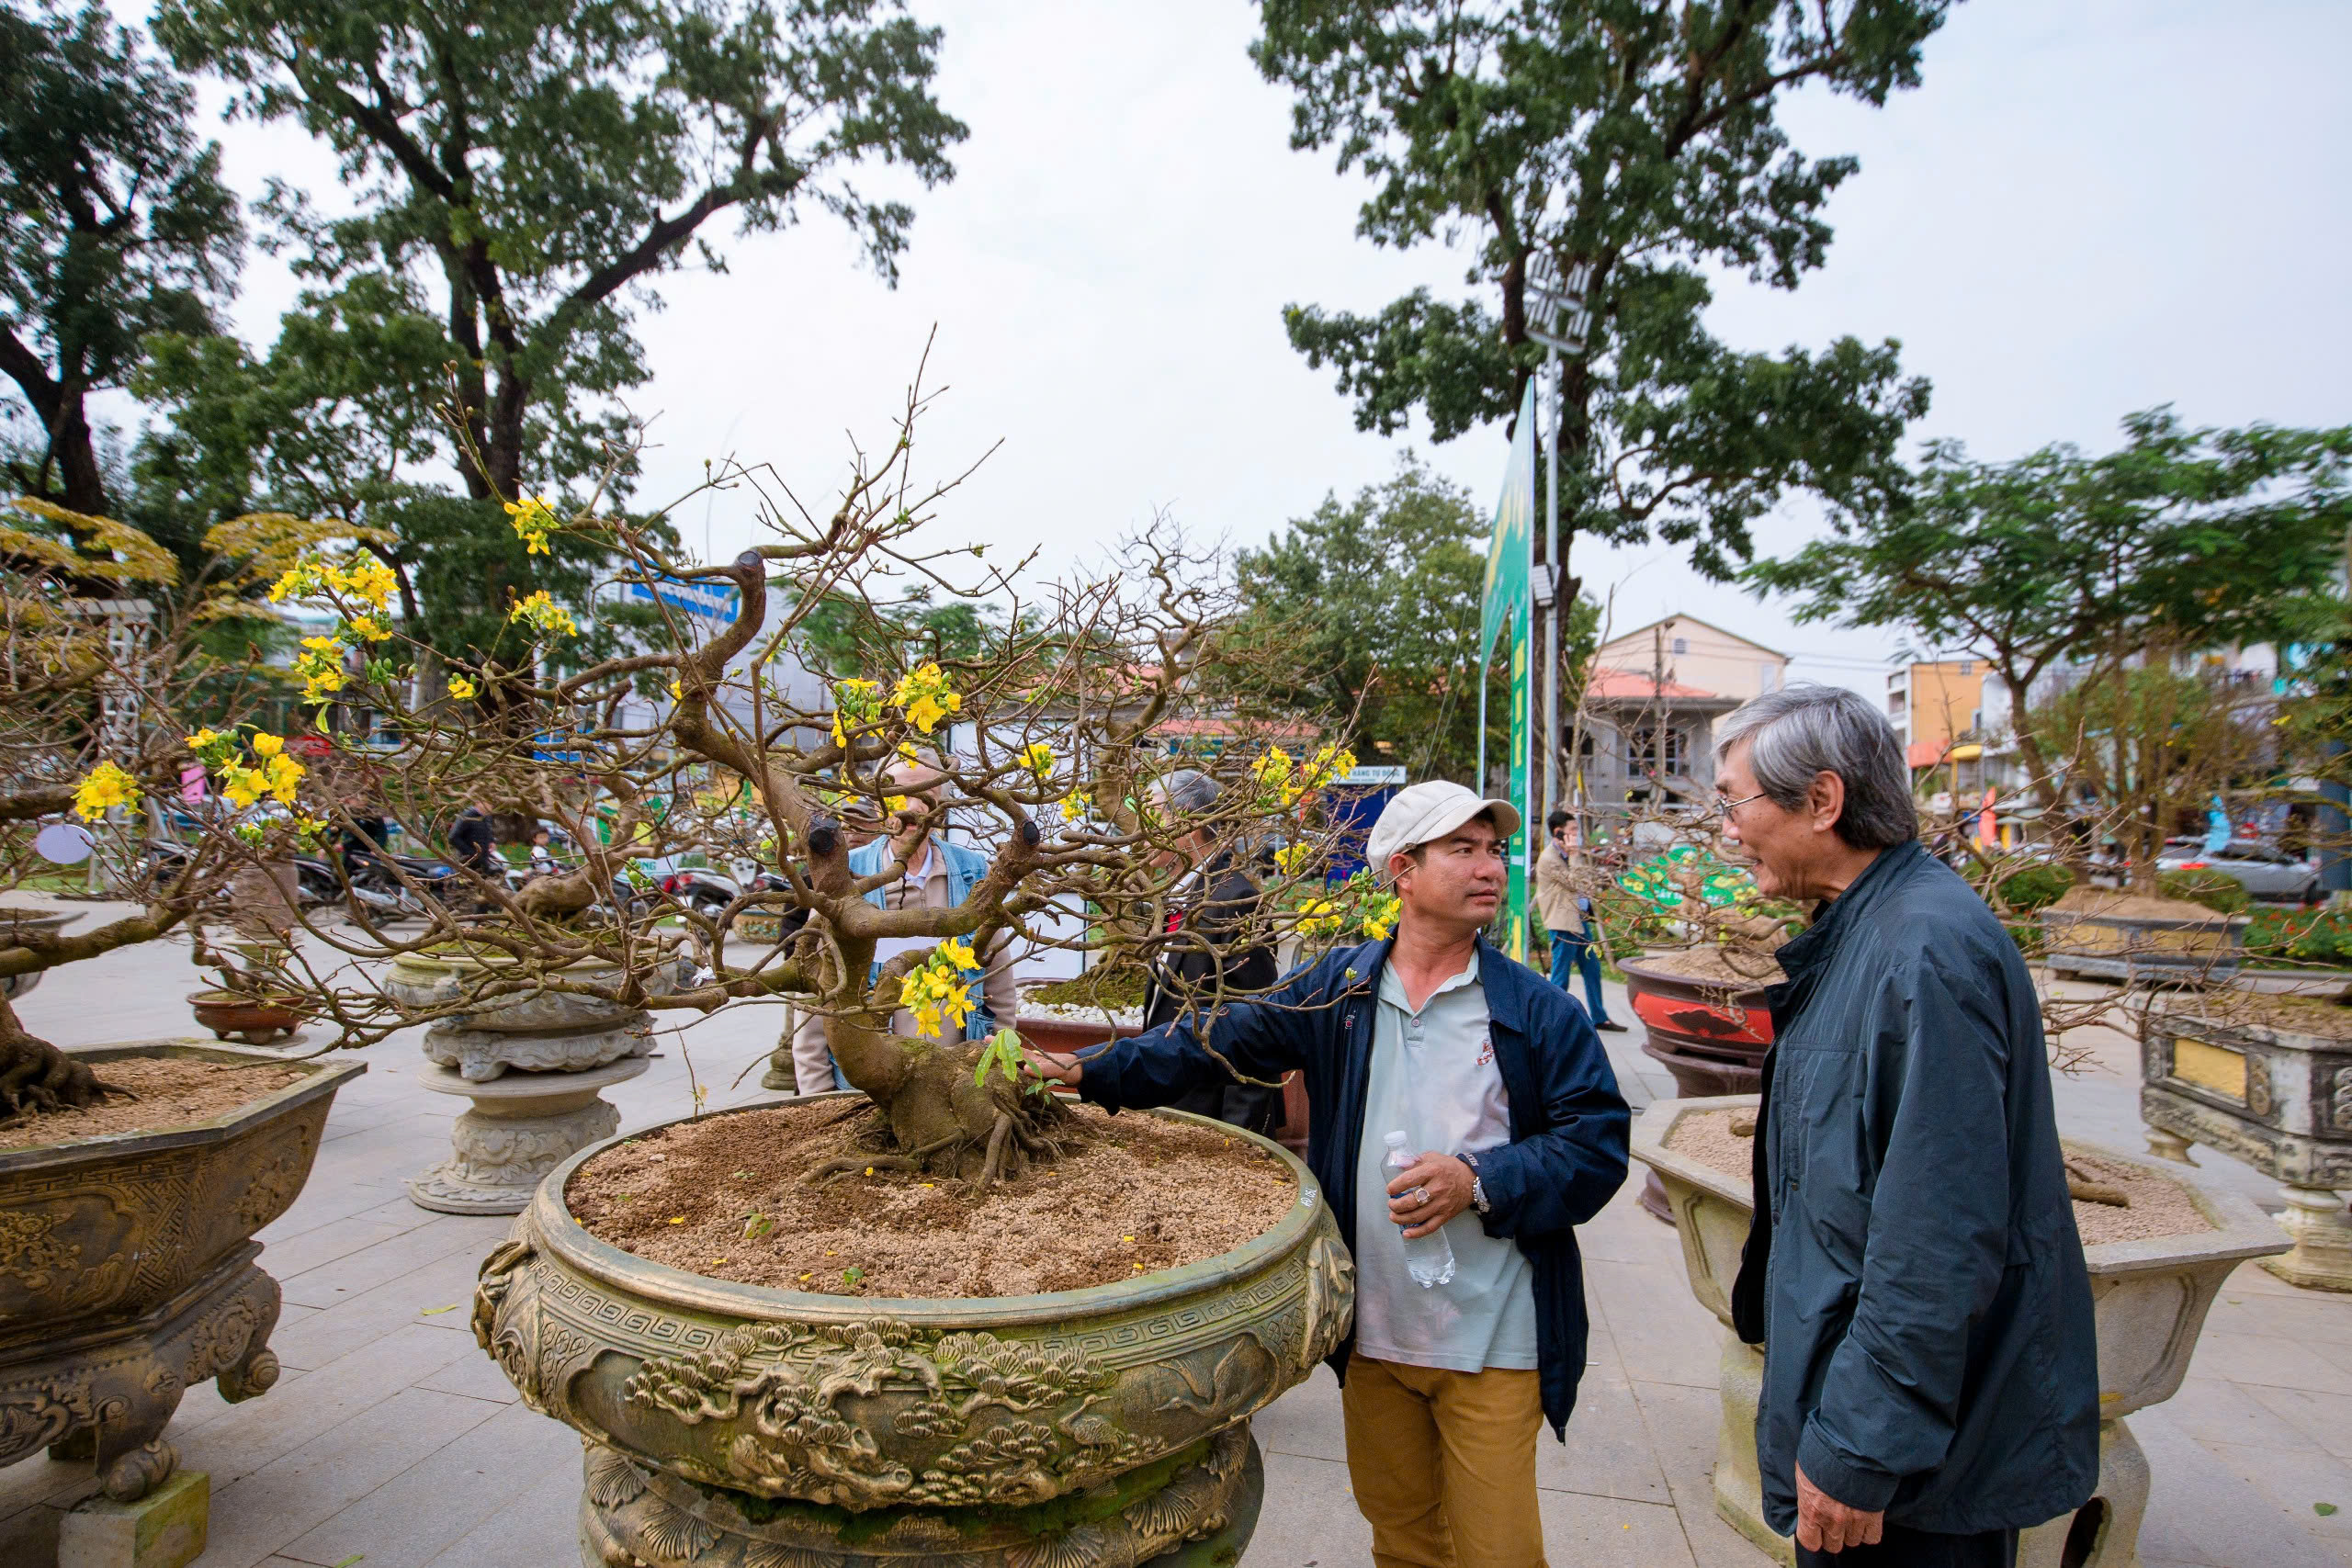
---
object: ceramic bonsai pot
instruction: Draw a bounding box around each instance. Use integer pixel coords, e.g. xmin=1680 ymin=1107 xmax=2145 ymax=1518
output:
xmin=1631 ymin=1093 xmax=2287 ymax=1568
xmin=1617 ymin=954 xmax=1776 ymax=1222
xmin=186 ymin=989 xmax=311 ymax=1046
xmin=472 ymin=1094 xmax=1352 ymax=1568
xmin=0 ymin=1040 xmax=363 ymax=1502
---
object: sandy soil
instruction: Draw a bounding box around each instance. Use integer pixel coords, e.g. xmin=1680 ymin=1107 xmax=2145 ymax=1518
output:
xmin=569 ymin=1099 xmax=1297 ymax=1298
xmin=2051 ymin=889 xmax=2235 ymax=922
xmin=0 ymin=1057 xmax=311 ymax=1149
xmin=2170 ymin=991 xmax=2352 ymax=1040
xmin=1665 ymin=1109 xmax=2213 ymax=1246
xmin=1632 ymin=946 xmax=1786 ymax=988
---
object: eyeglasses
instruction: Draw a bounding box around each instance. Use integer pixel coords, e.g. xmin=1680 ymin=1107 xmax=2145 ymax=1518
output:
xmin=1710 ymin=790 xmax=1768 ymax=819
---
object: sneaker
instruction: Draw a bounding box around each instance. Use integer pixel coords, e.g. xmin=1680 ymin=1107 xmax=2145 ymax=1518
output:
xmin=1595 ymin=1020 xmax=1627 ymax=1033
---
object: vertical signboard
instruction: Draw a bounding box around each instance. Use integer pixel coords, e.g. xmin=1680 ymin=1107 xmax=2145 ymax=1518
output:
xmin=1476 ymin=384 xmax=1539 ymax=962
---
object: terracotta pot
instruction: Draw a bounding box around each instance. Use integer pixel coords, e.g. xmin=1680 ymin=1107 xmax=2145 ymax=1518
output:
xmin=0 ymin=1041 xmax=363 ymax=1501
xmin=1631 ymin=1093 xmax=2288 ymax=1568
xmin=474 ymin=1094 xmax=1351 ymax=1567
xmin=187 ymin=988 xmax=311 ymax=1045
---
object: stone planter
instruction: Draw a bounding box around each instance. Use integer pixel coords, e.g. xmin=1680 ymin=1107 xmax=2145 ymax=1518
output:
xmin=1617 ymin=954 xmax=1777 ymax=1223
xmin=472 ymin=1094 xmax=1352 ymax=1568
xmin=0 ymin=906 xmax=78 ymax=1002
xmin=2042 ymin=904 xmax=2248 ymax=985
xmin=0 ymin=1041 xmax=362 ymax=1504
xmin=388 ymin=945 xmax=677 ymax=1214
xmin=2142 ymin=1005 xmax=2352 ymax=1290
xmin=1632 ymin=1093 xmax=2287 ymax=1568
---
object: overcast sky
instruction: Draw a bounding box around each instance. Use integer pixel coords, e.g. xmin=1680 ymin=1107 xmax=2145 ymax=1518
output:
xmin=179 ymin=0 xmax=2352 ymax=698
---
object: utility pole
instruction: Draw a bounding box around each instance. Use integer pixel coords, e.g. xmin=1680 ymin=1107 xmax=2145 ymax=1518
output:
xmin=1524 ymin=254 xmax=1594 ymax=823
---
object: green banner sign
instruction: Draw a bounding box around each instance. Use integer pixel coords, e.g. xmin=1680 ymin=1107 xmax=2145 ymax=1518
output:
xmin=1477 ymin=383 xmax=1539 ymax=963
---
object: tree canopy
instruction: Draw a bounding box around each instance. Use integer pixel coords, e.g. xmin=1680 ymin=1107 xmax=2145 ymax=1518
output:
xmin=1253 ymin=0 xmax=1942 ymax=583
xmin=0 ymin=0 xmax=242 ymax=516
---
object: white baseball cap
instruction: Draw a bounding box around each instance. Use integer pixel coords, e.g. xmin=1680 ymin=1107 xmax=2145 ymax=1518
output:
xmin=1363 ymin=781 xmax=1522 ymax=875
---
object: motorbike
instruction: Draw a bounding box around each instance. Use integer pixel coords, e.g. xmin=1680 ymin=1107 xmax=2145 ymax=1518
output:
xmin=343 ymin=849 xmax=467 ymax=921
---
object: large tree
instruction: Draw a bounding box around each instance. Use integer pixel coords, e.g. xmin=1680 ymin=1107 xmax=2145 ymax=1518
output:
xmin=0 ymin=0 xmax=242 ymax=517
xmin=153 ymin=0 xmax=966 ymax=503
xmin=1747 ymin=407 xmax=2352 ymax=841
xmin=1223 ymin=457 xmax=1596 ymax=784
xmin=1253 ymin=0 xmax=1942 ymax=586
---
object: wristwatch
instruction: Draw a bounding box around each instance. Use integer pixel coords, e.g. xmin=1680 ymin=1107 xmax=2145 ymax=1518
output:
xmin=1455 ymin=1151 xmax=1490 ymax=1215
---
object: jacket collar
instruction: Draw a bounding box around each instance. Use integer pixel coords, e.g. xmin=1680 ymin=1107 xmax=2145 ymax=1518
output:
xmin=1339 ymin=929 xmax=1531 ymax=1036
xmin=1770 ymin=839 xmax=1924 ymax=987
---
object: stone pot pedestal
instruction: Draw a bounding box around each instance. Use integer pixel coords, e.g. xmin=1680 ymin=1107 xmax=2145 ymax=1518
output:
xmin=2142 ymin=1006 xmax=2352 ymax=1291
xmin=1634 ymin=1094 xmax=2286 ymax=1568
xmin=408 ymin=1056 xmax=649 ymax=1214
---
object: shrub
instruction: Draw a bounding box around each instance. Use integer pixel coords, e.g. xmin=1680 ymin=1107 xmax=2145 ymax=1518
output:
xmin=1992 ymin=863 xmax=2075 ymax=913
xmin=2157 ymin=869 xmax=2250 ymax=915
xmin=2245 ymin=908 xmax=2352 ymax=967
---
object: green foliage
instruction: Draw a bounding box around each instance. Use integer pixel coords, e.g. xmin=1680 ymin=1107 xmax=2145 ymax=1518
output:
xmin=2157 ymin=869 xmax=2250 ymax=916
xmin=1252 ymin=0 xmax=1942 ymax=582
xmin=2245 ymin=908 xmax=2352 ymax=969
xmin=1223 ymin=456 xmax=1544 ymax=784
xmin=0 ymin=0 xmax=242 ymax=515
xmin=791 ymin=585 xmax=1003 ymax=679
xmin=1027 ymin=967 xmax=1149 ymax=1012
xmin=1991 ymin=863 xmax=2075 ymax=914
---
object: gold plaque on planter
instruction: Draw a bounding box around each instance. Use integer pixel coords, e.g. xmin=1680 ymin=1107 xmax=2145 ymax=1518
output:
xmin=2170 ymin=1038 xmax=2248 ymax=1101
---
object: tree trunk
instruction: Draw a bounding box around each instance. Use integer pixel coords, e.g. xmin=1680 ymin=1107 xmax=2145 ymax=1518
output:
xmin=0 ymin=995 xmax=112 ymax=1118
xmin=820 ymin=1014 xmax=1080 ymax=1186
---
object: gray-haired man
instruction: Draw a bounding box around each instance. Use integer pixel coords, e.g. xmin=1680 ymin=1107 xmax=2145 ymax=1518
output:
xmin=1716 ymin=685 xmax=2097 ymax=1566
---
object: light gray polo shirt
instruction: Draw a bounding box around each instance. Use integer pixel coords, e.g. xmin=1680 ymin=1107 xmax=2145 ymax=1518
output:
xmin=1351 ymin=949 xmax=1538 ymax=1371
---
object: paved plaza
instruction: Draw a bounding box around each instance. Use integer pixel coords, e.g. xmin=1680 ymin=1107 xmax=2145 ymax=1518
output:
xmin=2 ymin=904 xmax=2348 ymax=1567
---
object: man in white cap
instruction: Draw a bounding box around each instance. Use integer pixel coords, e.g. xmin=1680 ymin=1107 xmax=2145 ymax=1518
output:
xmin=1026 ymin=780 xmax=1629 ymax=1568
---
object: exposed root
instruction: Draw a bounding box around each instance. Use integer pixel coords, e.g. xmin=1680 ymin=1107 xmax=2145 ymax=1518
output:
xmin=803 ymin=1131 xmax=965 ymax=1187
xmin=978 ymin=1112 xmax=1013 ymax=1187
xmin=0 ymin=1005 xmax=121 ymax=1119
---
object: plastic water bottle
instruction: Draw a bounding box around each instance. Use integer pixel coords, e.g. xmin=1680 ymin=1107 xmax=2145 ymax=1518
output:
xmin=1384 ymin=1130 xmax=1456 ymax=1288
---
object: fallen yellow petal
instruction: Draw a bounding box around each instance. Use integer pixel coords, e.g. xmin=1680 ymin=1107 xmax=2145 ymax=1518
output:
xmin=668 ymin=1216 xmax=686 ymax=1225
xmin=865 ymin=1167 xmax=874 ymax=1177
xmin=421 ymin=1304 xmax=459 ymax=1315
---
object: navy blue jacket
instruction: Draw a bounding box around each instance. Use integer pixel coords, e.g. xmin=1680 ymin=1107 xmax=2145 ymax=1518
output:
xmin=1731 ymin=841 xmax=2099 ymax=1535
xmin=1074 ymin=933 xmax=1630 ymax=1437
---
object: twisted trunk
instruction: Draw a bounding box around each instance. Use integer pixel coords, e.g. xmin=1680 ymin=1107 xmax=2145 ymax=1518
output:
xmin=0 ymin=994 xmax=113 ymax=1118
xmin=819 ymin=1014 xmax=1080 ymax=1186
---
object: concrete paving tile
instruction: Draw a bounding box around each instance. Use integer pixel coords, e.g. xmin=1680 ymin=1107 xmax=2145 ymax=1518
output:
xmin=1661 ymin=1472 xmax=1780 ymax=1568
xmin=1537 ymin=1488 xmax=1698 ymax=1567
xmin=273 ymin=1398 xmax=580 ymax=1568
xmin=2163 ymin=1374 xmax=2326 ymax=1451
xmin=2195 ymin=1332 xmax=2352 ymax=1395
xmin=413 ymin=1448 xmax=585 ymax=1568
xmin=270 ymin=1249 xmax=494 ymax=1371
xmin=1251 ymin=1366 xmax=1345 ymax=1463
xmin=175 ymin=1322 xmax=482 ymax=1484
xmin=1587 ymin=1257 xmax=1724 ymax=1388
xmin=1240 ymin=1450 xmax=1366 ymax=1567
xmin=2132 ymin=1407 xmax=2348 ymax=1568
xmin=1631 ymin=1378 xmax=1732 ymax=1495
xmin=2196 ymin=1438 xmax=2352 ymax=1541
xmin=2223 ymin=1257 xmax=2328 ymax=1299
xmin=256 ymin=1216 xmax=414 ymax=1280
xmin=201 ymin=1387 xmax=503 ymax=1568
xmin=1543 ymin=1371 xmax=1673 ymax=1506
xmin=2240 ymin=1382 xmax=2352 ymax=1461
xmin=412 ymin=1346 xmax=522 ymax=1405
xmin=277 ymin=1215 xmax=505 ymax=1313
xmin=2201 ymin=1289 xmax=2352 ymax=1343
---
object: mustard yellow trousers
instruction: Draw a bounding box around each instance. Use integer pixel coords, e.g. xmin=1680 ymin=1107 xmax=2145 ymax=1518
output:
xmin=1340 ymin=1354 xmax=1547 ymax=1568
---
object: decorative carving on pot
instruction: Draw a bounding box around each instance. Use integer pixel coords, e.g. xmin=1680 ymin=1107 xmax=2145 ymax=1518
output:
xmin=2042 ymin=904 xmax=2248 ymax=985
xmin=0 ymin=1041 xmax=361 ymax=1501
xmin=473 ymin=1103 xmax=1351 ymax=1527
xmin=388 ymin=946 xmax=676 ymax=1079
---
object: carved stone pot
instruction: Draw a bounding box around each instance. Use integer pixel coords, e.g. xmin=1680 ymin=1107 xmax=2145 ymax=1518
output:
xmin=2142 ymin=1006 xmax=2352 ymax=1289
xmin=0 ymin=1041 xmax=362 ymax=1503
xmin=471 ymin=1095 xmax=1352 ymax=1568
xmin=0 ymin=906 xmax=77 ymax=1002
xmin=388 ymin=944 xmax=677 ymax=1214
xmin=1631 ymin=1094 xmax=2287 ymax=1568
xmin=2042 ymin=904 xmax=2248 ymax=985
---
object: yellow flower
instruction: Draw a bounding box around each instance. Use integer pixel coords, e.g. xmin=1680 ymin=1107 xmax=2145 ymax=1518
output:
xmin=334 ymin=558 xmax=398 ymax=612
xmin=300 ymin=634 xmax=343 ymax=656
xmin=1018 ymin=742 xmax=1054 ymax=782
xmin=1295 ymin=897 xmax=1342 ymax=938
xmin=884 ymin=794 xmax=909 ymax=816
xmin=72 ymin=761 xmax=141 ymax=820
xmin=937 ymin=937 xmax=978 ymax=970
xmin=890 ymin=662 xmax=963 ymax=736
xmin=447 ymin=675 xmax=478 ymax=702
xmin=831 ymin=678 xmax=881 ymax=748
xmin=1061 ymin=792 xmax=1091 ymax=822
xmin=347 ymin=614 xmax=391 ymax=643
xmin=266 ymin=566 xmax=309 ymax=604
xmin=1250 ymin=746 xmax=1295 ymax=787
xmin=1274 ymin=842 xmax=1313 ymax=876
xmin=508 ymin=590 xmax=579 ymax=637
xmin=264 ymin=752 xmax=306 ymax=804
xmin=251 ymin=732 xmax=285 ymax=758
xmin=504 ymin=494 xmax=556 ymax=556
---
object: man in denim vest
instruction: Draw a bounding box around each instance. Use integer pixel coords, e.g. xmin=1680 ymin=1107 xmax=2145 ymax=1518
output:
xmin=790 ymin=765 xmax=1016 ymax=1092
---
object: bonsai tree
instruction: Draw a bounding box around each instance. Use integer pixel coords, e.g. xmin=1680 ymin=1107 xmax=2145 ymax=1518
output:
xmin=189 ymin=394 xmax=1353 ymax=1183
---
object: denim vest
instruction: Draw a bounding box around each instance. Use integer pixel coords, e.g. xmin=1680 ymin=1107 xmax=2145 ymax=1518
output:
xmin=846 ymin=837 xmax=997 ymax=1040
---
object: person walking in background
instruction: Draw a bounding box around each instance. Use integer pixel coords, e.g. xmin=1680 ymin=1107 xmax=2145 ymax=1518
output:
xmin=1138 ymin=769 xmax=1283 ymax=1135
xmin=1714 ymin=686 xmax=2097 ymax=1566
xmin=1024 ymin=779 xmax=1629 ymax=1568
xmin=1535 ymin=809 xmax=1624 ymax=1032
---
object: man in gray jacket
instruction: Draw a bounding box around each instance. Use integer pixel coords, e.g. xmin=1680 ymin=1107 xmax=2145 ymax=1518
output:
xmin=1715 ymin=686 xmax=2097 ymax=1566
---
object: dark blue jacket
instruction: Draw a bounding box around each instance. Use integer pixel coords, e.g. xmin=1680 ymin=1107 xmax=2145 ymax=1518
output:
xmin=1730 ymin=841 xmax=2099 ymax=1535
xmin=1074 ymin=933 xmax=1630 ymax=1438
